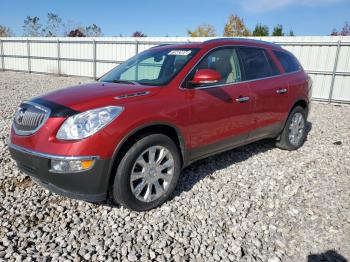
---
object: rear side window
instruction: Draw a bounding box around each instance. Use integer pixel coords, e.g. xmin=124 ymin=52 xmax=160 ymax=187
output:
xmin=273 ymin=51 xmax=301 ymax=73
xmin=239 ymin=47 xmax=279 ymax=80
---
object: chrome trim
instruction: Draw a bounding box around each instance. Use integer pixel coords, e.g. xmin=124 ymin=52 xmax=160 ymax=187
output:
xmin=179 ymin=44 xmax=302 ymax=91
xmin=9 ymin=143 xmax=100 ymax=161
xmin=115 ymin=91 xmax=150 ymax=100
xmin=236 ymin=96 xmax=250 ymax=103
xmin=12 ymin=101 xmax=51 ymax=136
xmin=192 ymin=80 xmax=219 ymax=84
xmin=276 ymin=88 xmax=288 ymax=94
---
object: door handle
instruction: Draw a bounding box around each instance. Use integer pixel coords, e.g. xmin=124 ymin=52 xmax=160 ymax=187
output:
xmin=236 ymin=96 xmax=250 ymax=103
xmin=276 ymin=88 xmax=288 ymax=94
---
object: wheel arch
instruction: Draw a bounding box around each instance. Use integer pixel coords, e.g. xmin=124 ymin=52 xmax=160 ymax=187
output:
xmin=276 ymin=98 xmax=309 ymax=150
xmin=277 ymin=97 xmax=309 ymax=141
xmin=106 ymin=122 xmax=188 ymax=190
xmin=289 ymin=98 xmax=309 ymax=117
xmin=284 ymin=98 xmax=309 ymax=126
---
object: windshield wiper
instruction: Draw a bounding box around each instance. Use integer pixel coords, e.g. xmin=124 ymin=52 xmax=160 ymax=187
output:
xmin=109 ymin=80 xmax=138 ymax=85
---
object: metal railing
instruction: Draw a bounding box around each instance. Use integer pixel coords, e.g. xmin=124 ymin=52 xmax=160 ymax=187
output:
xmin=275 ymin=39 xmax=349 ymax=104
xmin=0 ymin=39 xmax=197 ymax=78
xmin=0 ymin=37 xmax=349 ymax=104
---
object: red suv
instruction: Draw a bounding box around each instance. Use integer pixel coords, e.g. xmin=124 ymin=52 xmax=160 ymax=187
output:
xmin=9 ymin=38 xmax=312 ymax=211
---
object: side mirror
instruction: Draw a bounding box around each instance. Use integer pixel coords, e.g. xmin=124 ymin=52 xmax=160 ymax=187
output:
xmin=189 ymin=69 xmax=221 ymax=86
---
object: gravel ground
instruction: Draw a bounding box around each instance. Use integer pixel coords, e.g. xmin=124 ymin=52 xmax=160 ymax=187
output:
xmin=0 ymin=71 xmax=349 ymax=261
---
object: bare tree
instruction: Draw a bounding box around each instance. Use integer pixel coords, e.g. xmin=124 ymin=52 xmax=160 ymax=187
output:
xmin=23 ymin=16 xmax=42 ymax=36
xmin=187 ymin=24 xmax=216 ymax=37
xmin=0 ymin=25 xmax=14 ymax=37
xmin=331 ymin=21 xmax=350 ymax=36
xmin=63 ymin=20 xmax=83 ymax=36
xmin=43 ymin=13 xmax=63 ymax=36
xmin=86 ymin=24 xmax=102 ymax=37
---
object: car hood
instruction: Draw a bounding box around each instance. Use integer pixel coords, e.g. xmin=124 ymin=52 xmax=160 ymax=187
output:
xmin=33 ymin=82 xmax=160 ymax=112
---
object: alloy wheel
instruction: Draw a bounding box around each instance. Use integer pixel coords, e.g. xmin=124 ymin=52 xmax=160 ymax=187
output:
xmin=130 ymin=146 xmax=175 ymax=202
xmin=288 ymin=112 xmax=305 ymax=146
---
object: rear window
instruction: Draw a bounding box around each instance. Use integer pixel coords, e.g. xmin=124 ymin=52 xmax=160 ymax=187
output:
xmin=239 ymin=47 xmax=280 ymax=80
xmin=273 ymin=51 xmax=301 ymax=73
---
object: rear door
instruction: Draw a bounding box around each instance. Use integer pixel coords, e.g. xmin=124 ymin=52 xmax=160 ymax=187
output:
xmin=238 ymin=47 xmax=289 ymax=139
xmin=182 ymin=47 xmax=255 ymax=160
xmin=273 ymin=50 xmax=307 ymax=114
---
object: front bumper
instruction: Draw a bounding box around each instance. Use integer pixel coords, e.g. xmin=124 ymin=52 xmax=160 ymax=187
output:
xmin=9 ymin=144 xmax=111 ymax=202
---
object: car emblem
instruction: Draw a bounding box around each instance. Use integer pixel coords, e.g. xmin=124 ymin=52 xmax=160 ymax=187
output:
xmin=15 ymin=108 xmax=26 ymax=124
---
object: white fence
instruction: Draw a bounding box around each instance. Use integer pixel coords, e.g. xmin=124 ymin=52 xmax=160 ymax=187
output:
xmin=0 ymin=36 xmax=350 ymax=104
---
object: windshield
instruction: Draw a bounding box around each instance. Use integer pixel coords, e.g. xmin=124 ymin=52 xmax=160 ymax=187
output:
xmin=99 ymin=47 xmax=199 ymax=86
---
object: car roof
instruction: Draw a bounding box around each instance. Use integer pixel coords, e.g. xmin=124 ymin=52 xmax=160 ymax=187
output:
xmin=202 ymin=38 xmax=282 ymax=49
xmin=152 ymin=38 xmax=282 ymax=50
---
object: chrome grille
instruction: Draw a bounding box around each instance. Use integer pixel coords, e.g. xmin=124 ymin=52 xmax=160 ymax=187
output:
xmin=13 ymin=102 xmax=51 ymax=135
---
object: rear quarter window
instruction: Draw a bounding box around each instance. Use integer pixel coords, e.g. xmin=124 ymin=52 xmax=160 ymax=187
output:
xmin=273 ymin=50 xmax=301 ymax=73
xmin=239 ymin=47 xmax=279 ymax=80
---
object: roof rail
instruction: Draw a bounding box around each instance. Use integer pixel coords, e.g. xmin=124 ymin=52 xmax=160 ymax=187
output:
xmin=150 ymin=44 xmax=173 ymax=49
xmin=203 ymin=38 xmax=281 ymax=48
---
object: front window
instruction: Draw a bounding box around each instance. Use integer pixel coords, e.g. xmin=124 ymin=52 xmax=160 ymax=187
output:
xmin=99 ymin=47 xmax=199 ymax=86
xmin=184 ymin=47 xmax=242 ymax=88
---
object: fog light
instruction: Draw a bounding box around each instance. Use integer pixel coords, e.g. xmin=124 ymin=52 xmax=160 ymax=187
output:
xmin=50 ymin=159 xmax=95 ymax=173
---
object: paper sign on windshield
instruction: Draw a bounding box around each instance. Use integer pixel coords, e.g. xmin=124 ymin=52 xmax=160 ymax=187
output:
xmin=168 ymin=50 xmax=192 ymax=56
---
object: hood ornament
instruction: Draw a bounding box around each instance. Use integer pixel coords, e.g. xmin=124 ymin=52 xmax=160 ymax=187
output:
xmin=15 ymin=107 xmax=27 ymax=124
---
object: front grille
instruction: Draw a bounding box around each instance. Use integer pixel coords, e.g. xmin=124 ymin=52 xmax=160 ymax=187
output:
xmin=13 ymin=102 xmax=50 ymax=135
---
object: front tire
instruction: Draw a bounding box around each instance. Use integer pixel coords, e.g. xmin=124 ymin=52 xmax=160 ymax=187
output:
xmin=276 ymin=106 xmax=307 ymax=150
xmin=112 ymin=134 xmax=181 ymax=211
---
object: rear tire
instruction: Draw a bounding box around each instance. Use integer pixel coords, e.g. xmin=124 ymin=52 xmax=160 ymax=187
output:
xmin=112 ymin=134 xmax=181 ymax=211
xmin=276 ymin=106 xmax=307 ymax=150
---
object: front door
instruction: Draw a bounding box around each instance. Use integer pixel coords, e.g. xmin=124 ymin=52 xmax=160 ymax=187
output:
xmin=182 ymin=47 xmax=254 ymax=160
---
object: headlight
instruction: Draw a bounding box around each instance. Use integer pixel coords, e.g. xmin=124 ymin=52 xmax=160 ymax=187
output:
xmin=56 ymin=106 xmax=123 ymax=140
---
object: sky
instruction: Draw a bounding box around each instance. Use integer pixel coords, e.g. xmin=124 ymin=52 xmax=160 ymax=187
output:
xmin=0 ymin=0 xmax=349 ymax=36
